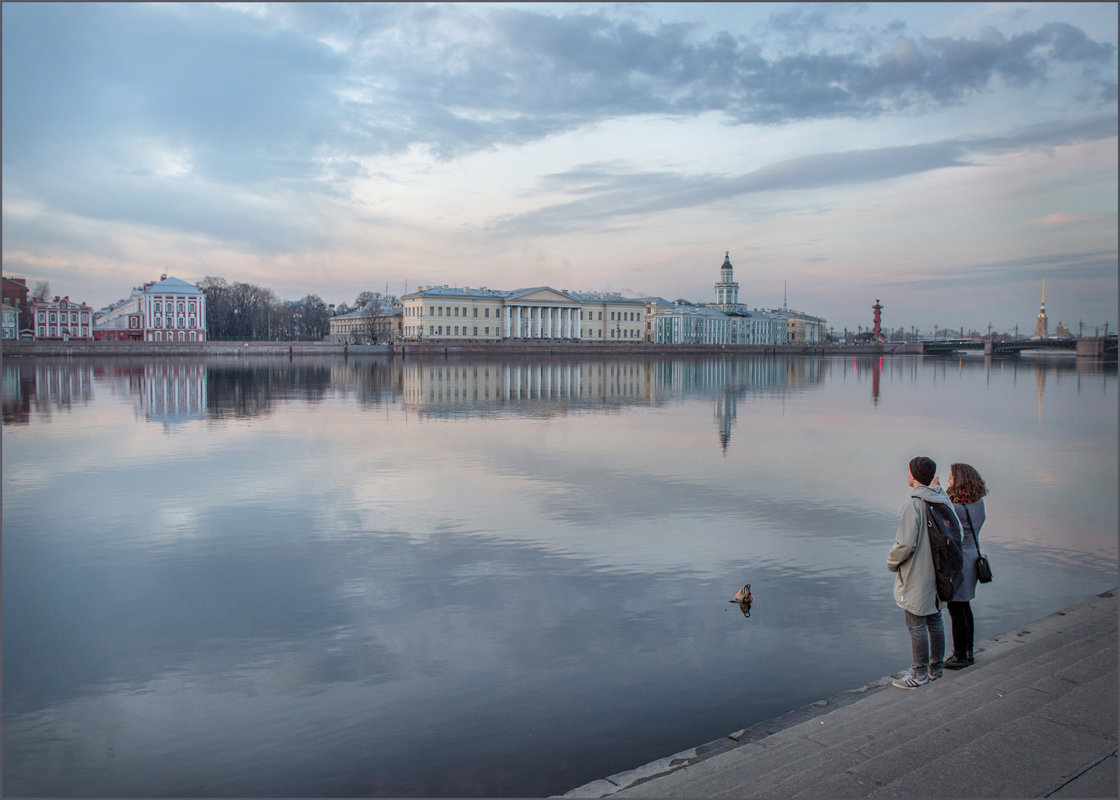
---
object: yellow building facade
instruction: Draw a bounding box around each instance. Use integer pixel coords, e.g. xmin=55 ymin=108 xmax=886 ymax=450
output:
xmin=400 ymin=286 xmax=647 ymax=342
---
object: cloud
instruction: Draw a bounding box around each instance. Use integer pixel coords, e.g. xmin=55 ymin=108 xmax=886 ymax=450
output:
xmin=488 ymin=114 xmax=1117 ymax=237
xmin=1027 ymin=213 xmax=1110 ymax=228
xmin=877 ymin=250 xmax=1118 ymax=290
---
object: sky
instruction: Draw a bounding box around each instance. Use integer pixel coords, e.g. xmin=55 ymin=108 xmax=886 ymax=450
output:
xmin=2 ymin=2 xmax=1117 ymax=334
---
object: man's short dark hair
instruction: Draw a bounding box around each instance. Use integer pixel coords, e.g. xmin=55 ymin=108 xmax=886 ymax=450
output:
xmin=909 ymin=456 xmax=936 ymax=486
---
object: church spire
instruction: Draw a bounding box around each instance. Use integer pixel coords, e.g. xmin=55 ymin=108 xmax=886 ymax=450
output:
xmin=1034 ymin=276 xmax=1049 ymax=339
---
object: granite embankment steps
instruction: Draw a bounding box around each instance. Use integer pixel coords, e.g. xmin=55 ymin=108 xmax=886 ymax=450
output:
xmin=562 ymin=590 xmax=1117 ymax=798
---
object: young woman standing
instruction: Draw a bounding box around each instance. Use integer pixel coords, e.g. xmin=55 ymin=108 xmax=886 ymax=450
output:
xmin=944 ymin=463 xmax=988 ymax=669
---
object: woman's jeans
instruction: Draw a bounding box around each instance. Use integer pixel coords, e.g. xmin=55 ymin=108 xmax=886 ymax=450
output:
xmin=947 ymin=601 xmax=974 ymax=658
xmin=904 ymin=609 xmax=944 ymax=676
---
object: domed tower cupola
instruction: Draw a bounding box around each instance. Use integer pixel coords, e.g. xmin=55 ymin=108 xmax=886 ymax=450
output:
xmin=715 ymin=250 xmax=740 ymax=311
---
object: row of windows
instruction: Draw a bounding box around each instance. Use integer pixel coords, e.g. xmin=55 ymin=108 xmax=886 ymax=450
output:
xmin=38 ymin=312 xmax=90 ymax=324
xmin=153 ymin=317 xmax=198 ymax=329
xmin=411 ymin=324 xmax=646 ymax=339
xmin=423 ymin=305 xmax=495 ymax=318
xmin=427 ymin=325 xmax=496 ymax=337
xmin=411 ymin=305 xmax=642 ymax=322
xmin=152 ymin=300 xmax=198 ymax=313
xmin=37 ymin=326 xmax=91 ymax=337
xmin=148 ymin=331 xmax=202 ymax=341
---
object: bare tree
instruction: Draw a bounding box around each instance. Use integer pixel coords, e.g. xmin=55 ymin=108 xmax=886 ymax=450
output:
xmin=31 ymin=280 xmax=51 ymax=301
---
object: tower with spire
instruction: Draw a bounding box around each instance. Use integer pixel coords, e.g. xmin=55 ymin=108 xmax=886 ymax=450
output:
xmin=1033 ymin=277 xmax=1048 ymax=340
xmin=714 ymin=251 xmax=742 ymax=312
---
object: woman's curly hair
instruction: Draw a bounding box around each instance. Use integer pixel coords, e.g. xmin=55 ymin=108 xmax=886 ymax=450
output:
xmin=948 ymin=463 xmax=987 ymax=504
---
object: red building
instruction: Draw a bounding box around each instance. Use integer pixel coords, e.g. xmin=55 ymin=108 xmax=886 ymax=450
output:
xmin=2 ymin=276 xmax=32 ymax=335
xmin=31 ymin=296 xmax=94 ymax=340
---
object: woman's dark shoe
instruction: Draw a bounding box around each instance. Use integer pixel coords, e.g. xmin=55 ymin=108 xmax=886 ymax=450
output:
xmin=966 ymin=650 xmax=975 ymax=665
xmin=944 ymin=655 xmax=970 ymax=670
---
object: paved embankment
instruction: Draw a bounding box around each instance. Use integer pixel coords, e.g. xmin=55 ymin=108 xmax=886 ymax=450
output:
xmin=561 ymin=590 xmax=1117 ymax=798
xmin=1 ymin=340 xmax=901 ymax=358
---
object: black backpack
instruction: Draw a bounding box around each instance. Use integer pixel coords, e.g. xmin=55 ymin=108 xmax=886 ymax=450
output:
xmin=924 ymin=501 xmax=964 ymax=603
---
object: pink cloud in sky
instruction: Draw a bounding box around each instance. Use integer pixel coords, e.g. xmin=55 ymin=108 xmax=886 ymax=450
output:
xmin=1027 ymin=213 xmax=1100 ymax=228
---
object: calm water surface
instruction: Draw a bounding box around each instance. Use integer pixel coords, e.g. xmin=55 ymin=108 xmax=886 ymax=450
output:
xmin=3 ymin=353 xmax=1116 ymax=797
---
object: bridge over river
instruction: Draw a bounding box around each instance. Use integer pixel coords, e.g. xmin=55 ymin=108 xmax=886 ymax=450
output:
xmin=918 ymin=336 xmax=1116 ymax=359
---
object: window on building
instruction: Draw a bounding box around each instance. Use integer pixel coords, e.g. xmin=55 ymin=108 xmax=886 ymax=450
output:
xmin=473 ymin=326 xmax=478 ymax=336
xmin=598 ymin=312 xmax=602 ymax=320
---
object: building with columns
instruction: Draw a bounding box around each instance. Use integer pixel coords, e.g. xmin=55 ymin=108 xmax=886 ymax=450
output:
xmin=713 ymin=251 xmax=746 ymax=313
xmin=400 ymin=285 xmax=647 ymax=342
xmin=94 ymin=275 xmax=207 ymax=342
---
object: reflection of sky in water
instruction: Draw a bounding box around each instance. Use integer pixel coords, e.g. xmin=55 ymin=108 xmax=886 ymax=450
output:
xmin=2 ymin=354 xmax=1116 ymax=796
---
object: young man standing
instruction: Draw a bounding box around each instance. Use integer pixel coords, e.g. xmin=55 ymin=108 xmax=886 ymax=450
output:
xmin=887 ymin=456 xmax=956 ymax=689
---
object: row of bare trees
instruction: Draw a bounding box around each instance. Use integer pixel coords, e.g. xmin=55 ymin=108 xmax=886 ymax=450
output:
xmin=200 ymin=277 xmax=330 ymax=341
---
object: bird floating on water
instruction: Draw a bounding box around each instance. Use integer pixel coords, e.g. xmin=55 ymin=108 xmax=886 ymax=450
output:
xmin=731 ymin=583 xmax=754 ymax=604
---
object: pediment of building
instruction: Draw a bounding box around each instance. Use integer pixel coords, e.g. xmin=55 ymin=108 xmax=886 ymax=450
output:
xmin=506 ymin=287 xmax=578 ymax=304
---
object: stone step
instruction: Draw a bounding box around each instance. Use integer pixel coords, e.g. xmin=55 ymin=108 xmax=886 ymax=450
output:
xmin=608 ymin=633 xmax=1115 ymax=798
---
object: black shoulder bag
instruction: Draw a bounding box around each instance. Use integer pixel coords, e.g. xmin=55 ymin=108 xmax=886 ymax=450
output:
xmin=962 ymin=505 xmax=993 ymax=584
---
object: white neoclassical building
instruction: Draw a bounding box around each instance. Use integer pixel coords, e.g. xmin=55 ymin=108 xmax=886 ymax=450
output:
xmin=400 ymin=285 xmax=647 ymax=343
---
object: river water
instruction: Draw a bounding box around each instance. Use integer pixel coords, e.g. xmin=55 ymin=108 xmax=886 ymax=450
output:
xmin=2 ymin=352 xmax=1116 ymax=797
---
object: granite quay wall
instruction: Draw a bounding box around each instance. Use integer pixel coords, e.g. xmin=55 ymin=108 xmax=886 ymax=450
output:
xmin=2 ymin=340 xmax=904 ymax=358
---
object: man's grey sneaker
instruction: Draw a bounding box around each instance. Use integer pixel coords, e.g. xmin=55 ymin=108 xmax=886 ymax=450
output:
xmin=892 ymin=671 xmax=930 ymax=689
xmin=929 ymin=667 xmax=943 ymax=680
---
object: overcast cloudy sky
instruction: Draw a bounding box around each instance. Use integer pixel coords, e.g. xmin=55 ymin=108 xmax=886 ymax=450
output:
xmin=3 ymin=2 xmax=1116 ymax=332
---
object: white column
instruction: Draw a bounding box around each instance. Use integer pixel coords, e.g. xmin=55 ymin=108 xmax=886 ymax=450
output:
xmin=543 ymin=308 xmax=552 ymax=339
xmin=575 ymin=308 xmax=582 ymax=339
xmin=503 ymin=306 xmax=511 ymax=339
xmin=513 ymin=307 xmax=522 ymax=338
xmin=563 ymin=308 xmax=572 ymax=339
xmin=533 ymin=307 xmax=541 ymax=338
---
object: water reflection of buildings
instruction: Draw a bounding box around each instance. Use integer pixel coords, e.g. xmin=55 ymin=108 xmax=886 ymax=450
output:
xmin=401 ymin=356 xmax=830 ymax=452
xmin=2 ymin=361 xmax=95 ymax=424
xmin=402 ymin=360 xmax=652 ymax=416
xmin=137 ymin=362 xmax=207 ymax=425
